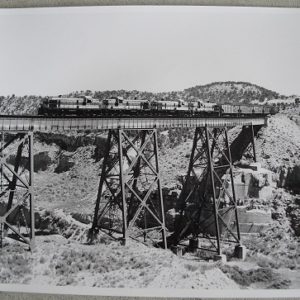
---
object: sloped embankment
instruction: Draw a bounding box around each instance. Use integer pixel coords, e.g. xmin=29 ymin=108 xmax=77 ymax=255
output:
xmin=256 ymin=114 xmax=300 ymax=193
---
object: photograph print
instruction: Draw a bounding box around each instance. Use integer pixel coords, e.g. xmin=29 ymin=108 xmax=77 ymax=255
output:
xmin=0 ymin=5 xmax=300 ymax=295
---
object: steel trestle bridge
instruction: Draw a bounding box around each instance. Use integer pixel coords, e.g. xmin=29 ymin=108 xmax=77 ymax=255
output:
xmin=0 ymin=114 xmax=267 ymax=261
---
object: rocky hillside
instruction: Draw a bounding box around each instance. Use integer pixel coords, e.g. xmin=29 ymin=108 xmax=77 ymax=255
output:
xmin=181 ymin=81 xmax=284 ymax=104
xmin=256 ymin=109 xmax=300 ymax=193
xmin=0 ymin=81 xmax=291 ymax=115
xmin=0 ymin=95 xmax=41 ymax=115
xmin=75 ymin=82 xmax=286 ymax=104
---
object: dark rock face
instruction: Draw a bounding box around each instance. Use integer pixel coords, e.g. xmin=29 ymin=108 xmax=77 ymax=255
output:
xmin=290 ymin=210 xmax=300 ymax=236
xmin=34 ymin=151 xmax=53 ymax=171
xmin=6 ymin=151 xmax=53 ymax=172
xmin=93 ymin=136 xmax=107 ymax=162
xmin=36 ymin=132 xmax=107 ymax=162
xmin=285 ymin=165 xmax=300 ymax=194
xmin=278 ymin=167 xmax=289 ymax=188
xmin=275 ymin=164 xmax=300 ymax=194
xmin=54 ymin=153 xmax=75 ymax=173
xmin=287 ymin=202 xmax=300 ymax=237
xmin=36 ymin=132 xmax=95 ymax=152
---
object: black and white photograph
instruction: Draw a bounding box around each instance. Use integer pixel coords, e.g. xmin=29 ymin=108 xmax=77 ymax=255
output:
xmin=0 ymin=4 xmax=300 ymax=297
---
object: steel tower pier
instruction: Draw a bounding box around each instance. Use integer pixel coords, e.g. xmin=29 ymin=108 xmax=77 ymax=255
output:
xmin=89 ymin=128 xmax=167 ymax=249
xmin=0 ymin=131 xmax=35 ymax=249
xmin=170 ymin=124 xmax=261 ymax=258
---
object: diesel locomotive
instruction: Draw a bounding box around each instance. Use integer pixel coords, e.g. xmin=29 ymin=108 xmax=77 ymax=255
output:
xmin=38 ymin=95 xmax=277 ymax=117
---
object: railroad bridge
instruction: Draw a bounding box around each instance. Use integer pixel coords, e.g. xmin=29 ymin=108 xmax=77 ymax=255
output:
xmin=0 ymin=115 xmax=267 ymax=260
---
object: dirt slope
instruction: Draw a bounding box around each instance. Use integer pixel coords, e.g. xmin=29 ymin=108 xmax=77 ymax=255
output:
xmin=1 ymin=236 xmax=239 ymax=289
xmin=256 ymin=113 xmax=300 ymax=172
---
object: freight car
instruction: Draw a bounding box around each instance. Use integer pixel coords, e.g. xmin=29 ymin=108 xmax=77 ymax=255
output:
xmin=214 ymin=104 xmax=273 ymax=117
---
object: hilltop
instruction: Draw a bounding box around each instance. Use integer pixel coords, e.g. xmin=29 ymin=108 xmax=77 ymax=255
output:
xmin=0 ymin=81 xmax=295 ymax=115
xmin=181 ymin=81 xmax=284 ymax=104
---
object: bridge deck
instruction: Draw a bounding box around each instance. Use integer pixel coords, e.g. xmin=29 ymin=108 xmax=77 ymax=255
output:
xmin=0 ymin=116 xmax=267 ymax=131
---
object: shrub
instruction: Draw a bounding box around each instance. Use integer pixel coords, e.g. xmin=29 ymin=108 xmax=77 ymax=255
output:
xmin=0 ymin=246 xmax=32 ymax=283
xmin=220 ymin=265 xmax=289 ymax=288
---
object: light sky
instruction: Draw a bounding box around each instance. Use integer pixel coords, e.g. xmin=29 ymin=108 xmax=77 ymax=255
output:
xmin=0 ymin=6 xmax=299 ymax=96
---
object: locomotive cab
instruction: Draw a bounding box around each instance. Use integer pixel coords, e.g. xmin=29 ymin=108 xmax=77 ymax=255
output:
xmin=115 ymin=98 xmax=123 ymax=106
xmin=82 ymin=96 xmax=93 ymax=105
xmin=150 ymin=101 xmax=163 ymax=110
xmin=188 ymin=102 xmax=195 ymax=110
xmin=141 ymin=100 xmax=150 ymax=110
xmin=197 ymin=100 xmax=204 ymax=108
xmin=48 ymin=98 xmax=59 ymax=108
xmin=213 ymin=104 xmax=223 ymax=116
xmin=177 ymin=99 xmax=185 ymax=107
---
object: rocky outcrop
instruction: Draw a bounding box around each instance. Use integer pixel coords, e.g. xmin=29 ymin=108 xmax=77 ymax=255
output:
xmin=6 ymin=151 xmax=53 ymax=172
xmin=276 ymin=164 xmax=300 ymax=194
xmin=36 ymin=132 xmax=95 ymax=152
xmin=36 ymin=132 xmax=107 ymax=163
xmin=286 ymin=197 xmax=300 ymax=236
xmin=285 ymin=165 xmax=300 ymax=194
xmin=33 ymin=151 xmax=53 ymax=171
xmin=271 ymin=190 xmax=300 ymax=237
xmin=37 ymin=209 xmax=89 ymax=241
xmin=289 ymin=208 xmax=300 ymax=236
xmin=256 ymin=115 xmax=300 ymax=193
xmin=224 ymin=164 xmax=277 ymax=205
xmin=93 ymin=136 xmax=107 ymax=162
xmin=0 ymin=203 xmax=89 ymax=241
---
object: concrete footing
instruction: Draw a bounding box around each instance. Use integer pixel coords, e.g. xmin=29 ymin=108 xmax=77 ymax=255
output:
xmin=213 ymin=254 xmax=227 ymax=263
xmin=234 ymin=245 xmax=247 ymax=260
xmin=249 ymin=162 xmax=261 ymax=171
xmin=175 ymin=245 xmax=184 ymax=256
xmin=189 ymin=238 xmax=200 ymax=252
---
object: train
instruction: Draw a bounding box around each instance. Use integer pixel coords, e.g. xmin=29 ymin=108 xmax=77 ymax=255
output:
xmin=37 ymin=95 xmax=278 ymax=117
